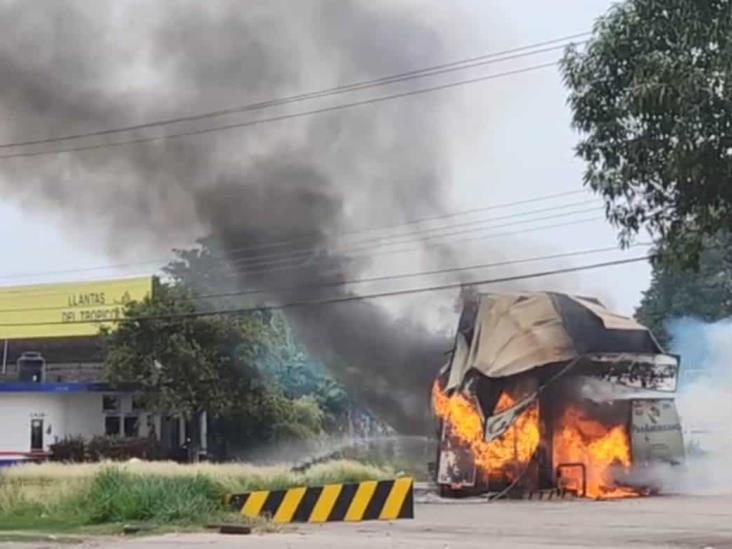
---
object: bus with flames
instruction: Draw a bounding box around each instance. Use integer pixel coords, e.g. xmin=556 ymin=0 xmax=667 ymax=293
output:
xmin=432 ymin=292 xmax=684 ymax=499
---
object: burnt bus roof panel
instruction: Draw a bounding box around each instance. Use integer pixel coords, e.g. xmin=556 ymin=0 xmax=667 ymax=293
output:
xmin=450 ymin=292 xmax=664 ymax=383
xmin=549 ymin=293 xmax=661 ymax=356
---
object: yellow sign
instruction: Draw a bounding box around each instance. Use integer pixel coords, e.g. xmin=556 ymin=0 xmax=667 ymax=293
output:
xmin=0 ymin=276 xmax=153 ymax=339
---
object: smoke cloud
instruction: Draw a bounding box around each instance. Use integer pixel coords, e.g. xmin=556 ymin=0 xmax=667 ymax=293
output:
xmin=652 ymin=317 xmax=732 ymax=494
xmin=0 ymin=0 xmax=476 ymax=432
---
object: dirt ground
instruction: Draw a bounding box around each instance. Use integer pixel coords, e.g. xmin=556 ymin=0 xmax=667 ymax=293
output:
xmin=7 ymin=494 xmax=732 ymax=549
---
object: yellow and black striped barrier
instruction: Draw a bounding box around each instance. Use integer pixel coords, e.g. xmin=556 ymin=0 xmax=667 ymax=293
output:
xmin=227 ymin=478 xmax=414 ymax=524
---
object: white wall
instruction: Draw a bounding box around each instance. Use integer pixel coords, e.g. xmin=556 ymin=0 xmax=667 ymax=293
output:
xmin=0 ymin=391 xmax=191 ymax=454
xmin=63 ymin=393 xmax=104 ymax=440
xmin=0 ymin=392 xmax=141 ymax=452
xmin=0 ymin=393 xmax=74 ymax=452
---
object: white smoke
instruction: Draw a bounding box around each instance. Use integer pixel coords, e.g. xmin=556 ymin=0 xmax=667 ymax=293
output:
xmin=661 ymin=317 xmax=732 ymax=494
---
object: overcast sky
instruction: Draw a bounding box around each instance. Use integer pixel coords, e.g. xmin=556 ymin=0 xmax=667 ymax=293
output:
xmin=0 ymin=0 xmax=649 ymax=315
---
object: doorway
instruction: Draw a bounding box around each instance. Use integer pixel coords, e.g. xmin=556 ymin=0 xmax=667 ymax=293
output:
xmin=30 ymin=419 xmax=43 ymax=452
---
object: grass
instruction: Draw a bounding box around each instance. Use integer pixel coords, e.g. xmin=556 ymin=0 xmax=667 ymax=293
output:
xmin=0 ymin=459 xmax=394 ymax=533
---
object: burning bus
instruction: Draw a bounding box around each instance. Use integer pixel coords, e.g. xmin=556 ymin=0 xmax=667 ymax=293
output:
xmin=432 ymin=292 xmax=684 ymax=499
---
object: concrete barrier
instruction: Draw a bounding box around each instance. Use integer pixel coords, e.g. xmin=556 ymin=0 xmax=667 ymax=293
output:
xmin=227 ymin=477 xmax=414 ymax=523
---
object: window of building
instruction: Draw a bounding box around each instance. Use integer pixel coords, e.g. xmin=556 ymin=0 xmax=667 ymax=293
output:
xmin=104 ymin=415 xmax=121 ymax=436
xmin=102 ymin=395 xmax=119 ymax=413
xmin=124 ymin=416 xmax=139 ymax=438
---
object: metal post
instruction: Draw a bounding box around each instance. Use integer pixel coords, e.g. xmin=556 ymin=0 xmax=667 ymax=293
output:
xmin=1 ymin=339 xmax=7 ymax=375
xmin=556 ymin=462 xmax=587 ymax=498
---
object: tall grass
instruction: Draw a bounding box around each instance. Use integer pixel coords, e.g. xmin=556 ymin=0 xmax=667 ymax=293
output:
xmin=0 ymin=459 xmax=394 ymax=530
xmin=80 ymin=469 xmax=223 ymax=524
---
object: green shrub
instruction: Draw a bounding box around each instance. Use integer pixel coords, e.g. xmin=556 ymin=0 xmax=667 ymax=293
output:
xmin=291 ymin=396 xmax=324 ymax=433
xmin=77 ymin=468 xmax=224 ymax=524
xmin=49 ymin=436 xmax=86 ymax=462
xmin=86 ymin=436 xmax=165 ymax=461
xmin=271 ymin=422 xmax=316 ymax=442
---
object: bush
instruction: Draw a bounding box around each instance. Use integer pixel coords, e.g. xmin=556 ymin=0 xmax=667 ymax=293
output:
xmin=49 ymin=436 xmax=86 ymax=462
xmin=49 ymin=436 xmax=166 ymax=462
xmin=86 ymin=436 xmax=165 ymax=461
xmin=291 ymin=396 xmax=324 ymax=433
xmin=271 ymin=422 xmax=316 ymax=442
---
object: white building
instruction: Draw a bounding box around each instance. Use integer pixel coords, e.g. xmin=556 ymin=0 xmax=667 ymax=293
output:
xmin=0 ymin=381 xmax=206 ymax=466
xmin=0 ymin=277 xmax=206 ymax=466
xmin=0 ymin=382 xmax=146 ymax=465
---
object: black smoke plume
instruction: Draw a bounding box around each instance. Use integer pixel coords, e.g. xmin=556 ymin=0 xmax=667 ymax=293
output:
xmin=0 ymin=0 xmax=462 ymax=433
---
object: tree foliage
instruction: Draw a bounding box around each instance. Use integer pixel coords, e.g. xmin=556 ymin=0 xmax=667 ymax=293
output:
xmin=562 ymin=0 xmax=732 ymax=263
xmin=636 ymin=231 xmax=732 ymax=344
xmin=164 ymin=237 xmax=352 ymax=424
xmin=104 ymin=282 xmax=331 ymax=455
xmin=104 ymin=238 xmax=357 ymax=456
xmin=104 ymin=283 xmax=264 ymax=419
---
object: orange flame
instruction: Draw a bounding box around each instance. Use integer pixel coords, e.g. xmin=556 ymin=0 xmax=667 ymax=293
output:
xmin=433 ymin=381 xmax=641 ymax=498
xmin=431 ymin=382 xmax=540 ymax=478
xmin=553 ymin=406 xmax=638 ymax=499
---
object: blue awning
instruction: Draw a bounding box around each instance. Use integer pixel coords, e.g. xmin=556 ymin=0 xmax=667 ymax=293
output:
xmin=0 ymin=382 xmax=125 ymax=393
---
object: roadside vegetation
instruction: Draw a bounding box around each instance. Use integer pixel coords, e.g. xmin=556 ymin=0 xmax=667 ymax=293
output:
xmin=100 ymin=239 xmax=385 ymax=463
xmin=0 ymin=460 xmax=394 ymax=533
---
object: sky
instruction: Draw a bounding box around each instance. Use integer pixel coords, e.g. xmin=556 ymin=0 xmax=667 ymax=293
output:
xmin=0 ymin=0 xmax=650 ymax=316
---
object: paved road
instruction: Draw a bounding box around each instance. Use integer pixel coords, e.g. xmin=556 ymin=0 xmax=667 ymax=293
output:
xmin=8 ymin=495 xmax=732 ymax=548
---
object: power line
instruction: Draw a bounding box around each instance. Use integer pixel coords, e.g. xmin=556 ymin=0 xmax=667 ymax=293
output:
xmin=215 ymin=216 xmax=604 ymax=277
xmin=0 ymin=32 xmax=589 ymax=150
xmin=0 ymin=61 xmax=560 ymax=160
xmin=0 ymin=244 xmax=647 ymax=314
xmin=0 ymin=216 xmax=604 ymax=306
xmin=219 ymin=199 xmax=600 ymax=269
xmin=0 ymin=216 xmax=609 ymax=305
xmin=0 ymin=189 xmax=592 ymax=281
xmin=216 ymin=215 xmax=604 ymax=278
xmin=174 ymin=202 xmax=601 ymax=278
xmin=0 ymin=255 xmax=652 ymax=327
xmin=194 ymin=244 xmax=653 ymax=301
xmin=219 ymin=210 xmax=605 ymax=274
xmin=0 ymin=214 xmax=608 ymax=302
xmin=183 ymin=189 xmax=592 ymax=257
xmin=158 ymin=203 xmax=604 ymax=278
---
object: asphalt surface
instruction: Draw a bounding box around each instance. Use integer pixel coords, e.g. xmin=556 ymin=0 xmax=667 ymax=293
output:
xmin=7 ymin=494 xmax=732 ymax=548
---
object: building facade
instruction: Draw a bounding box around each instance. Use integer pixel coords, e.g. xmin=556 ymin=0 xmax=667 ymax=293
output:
xmin=0 ymin=277 xmax=206 ymax=465
xmin=0 ymin=382 xmax=151 ymax=465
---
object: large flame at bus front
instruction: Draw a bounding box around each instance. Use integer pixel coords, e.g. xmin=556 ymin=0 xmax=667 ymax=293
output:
xmin=431 ymin=382 xmax=540 ymax=481
xmin=553 ymin=406 xmax=638 ymax=499
xmin=432 ymin=382 xmax=640 ymax=499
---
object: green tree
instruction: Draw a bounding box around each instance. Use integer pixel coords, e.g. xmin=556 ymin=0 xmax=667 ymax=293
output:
xmin=104 ymin=283 xmax=281 ymax=459
xmin=562 ymin=0 xmax=732 ymax=263
xmin=636 ymin=232 xmax=732 ymax=345
xmin=209 ymin=388 xmax=322 ymax=458
xmin=256 ymin=322 xmax=349 ymax=424
xmin=164 ymin=238 xmax=352 ymax=429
